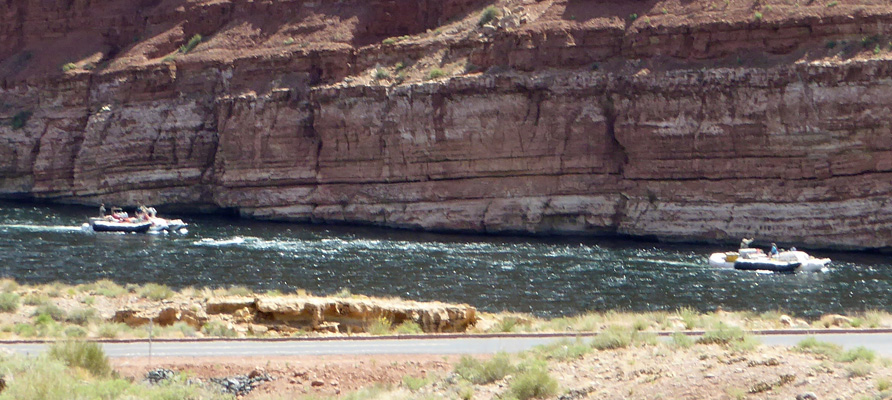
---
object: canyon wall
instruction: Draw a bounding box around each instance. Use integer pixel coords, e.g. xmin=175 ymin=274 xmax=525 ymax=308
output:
xmin=1 ymin=0 xmax=891 ymax=250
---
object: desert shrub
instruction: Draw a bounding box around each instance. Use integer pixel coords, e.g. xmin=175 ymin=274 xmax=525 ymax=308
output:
xmin=92 ymin=279 xmax=127 ymax=297
xmin=162 ymin=321 xmax=198 ymax=338
xmin=753 ymin=11 xmax=763 ymax=20
xmin=676 ymin=306 xmax=701 ymax=329
xmin=0 ymin=278 xmax=19 ymax=292
xmin=696 ymin=323 xmax=746 ymax=346
xmin=139 ymin=283 xmax=174 ymax=301
xmin=335 ymin=288 xmax=352 ymax=298
xmin=877 ymin=377 xmax=892 ymax=391
xmin=670 ymin=332 xmax=695 ymax=349
xmin=592 ymin=325 xmax=655 ymax=350
xmin=847 ymin=360 xmax=874 ymax=378
xmin=13 ymin=323 xmax=36 ymax=337
xmin=61 ymin=62 xmax=77 ymax=72
xmin=201 ymin=320 xmax=237 ymax=337
xmin=64 ymin=326 xmax=87 ymax=338
xmin=0 ymin=292 xmax=20 ymax=312
xmin=366 ymin=316 xmax=392 ymax=335
xmin=535 ymin=338 xmax=593 ymax=361
xmin=179 ymin=34 xmax=202 ymax=53
xmin=373 ymin=68 xmax=390 ymax=80
xmin=394 ymin=320 xmax=423 ymax=334
xmin=66 ymin=308 xmax=98 ymax=326
xmin=508 ymin=362 xmax=559 ymax=400
xmin=402 ymin=374 xmax=433 ymax=391
xmin=226 ymin=285 xmax=253 ymax=296
xmin=478 ymin=6 xmax=499 ymax=26
xmin=794 ymin=336 xmax=842 ymax=359
xmin=427 ymin=68 xmax=447 ymax=80
xmin=838 ymin=346 xmax=876 ymax=363
xmin=454 ymin=353 xmax=516 ymax=384
xmin=629 ymin=13 xmax=638 ymax=21
xmin=395 ymin=61 xmax=406 ymax=71
xmin=10 ymin=110 xmax=32 ymax=130
xmin=283 ymin=37 xmax=295 ymax=45
xmin=48 ymin=340 xmax=112 ymax=377
xmin=33 ymin=304 xmax=67 ymax=321
xmin=24 ymin=292 xmax=50 ymax=306
xmin=97 ymin=322 xmax=121 ymax=338
xmin=382 ymin=38 xmax=396 ymax=45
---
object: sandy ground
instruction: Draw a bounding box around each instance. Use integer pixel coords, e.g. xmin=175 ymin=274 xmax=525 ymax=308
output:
xmin=111 ymin=343 xmax=890 ymax=399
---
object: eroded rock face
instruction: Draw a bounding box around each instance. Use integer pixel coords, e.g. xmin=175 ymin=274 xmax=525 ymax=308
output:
xmin=1 ymin=0 xmax=891 ymax=250
xmin=120 ymin=296 xmax=477 ymax=334
xmin=113 ymin=302 xmax=209 ymax=328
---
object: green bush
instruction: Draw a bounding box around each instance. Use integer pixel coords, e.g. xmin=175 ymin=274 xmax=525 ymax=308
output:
xmin=536 ymin=338 xmax=593 ymax=361
xmin=13 ymin=323 xmax=36 ymax=337
xmin=394 ymin=320 xmax=423 ymax=334
xmin=427 ymin=68 xmax=447 ymax=80
xmin=508 ymin=363 xmax=559 ymax=400
xmin=66 ymin=308 xmax=98 ymax=326
xmin=64 ymin=326 xmax=87 ymax=338
xmin=179 ymin=34 xmax=203 ymax=54
xmin=838 ymin=346 xmax=876 ymax=363
xmin=846 ymin=360 xmax=874 ymax=378
xmin=10 ymin=110 xmax=32 ymax=130
xmin=592 ymin=326 xmax=634 ymax=350
xmin=402 ymin=374 xmax=432 ymax=391
xmin=201 ymin=320 xmax=237 ymax=337
xmin=139 ymin=283 xmax=174 ymax=301
xmin=97 ymin=322 xmax=121 ymax=338
xmin=696 ymin=323 xmax=745 ymax=346
xmin=24 ymin=293 xmax=50 ymax=306
xmin=795 ymin=336 xmax=843 ymax=359
xmin=48 ymin=340 xmax=113 ymax=377
xmin=373 ymin=68 xmax=390 ymax=80
xmin=61 ymin=62 xmax=77 ymax=72
xmin=33 ymin=304 xmax=67 ymax=321
xmin=0 ymin=292 xmax=20 ymax=312
xmin=629 ymin=13 xmax=638 ymax=21
xmin=478 ymin=6 xmax=499 ymax=27
xmin=670 ymin=332 xmax=695 ymax=349
xmin=92 ymin=279 xmax=127 ymax=297
xmin=366 ymin=316 xmax=392 ymax=335
xmin=454 ymin=353 xmax=516 ymax=384
xmin=382 ymin=38 xmax=396 ymax=45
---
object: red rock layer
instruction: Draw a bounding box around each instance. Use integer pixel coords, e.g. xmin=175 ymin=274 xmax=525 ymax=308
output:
xmin=1 ymin=0 xmax=891 ymax=250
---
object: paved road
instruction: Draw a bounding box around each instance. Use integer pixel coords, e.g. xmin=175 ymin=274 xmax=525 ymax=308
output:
xmin=3 ymin=332 xmax=892 ymax=358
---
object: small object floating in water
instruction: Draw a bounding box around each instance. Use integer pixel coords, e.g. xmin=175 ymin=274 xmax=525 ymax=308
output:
xmin=708 ymin=247 xmax=830 ymax=273
xmin=88 ymin=206 xmax=187 ymax=234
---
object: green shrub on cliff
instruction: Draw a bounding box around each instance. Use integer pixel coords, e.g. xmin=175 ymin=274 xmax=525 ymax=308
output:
xmin=478 ymin=6 xmax=499 ymax=27
xmin=10 ymin=110 xmax=32 ymax=130
xmin=0 ymin=293 xmax=20 ymax=312
xmin=61 ymin=62 xmax=77 ymax=72
xmin=179 ymin=34 xmax=203 ymax=54
xmin=427 ymin=68 xmax=447 ymax=80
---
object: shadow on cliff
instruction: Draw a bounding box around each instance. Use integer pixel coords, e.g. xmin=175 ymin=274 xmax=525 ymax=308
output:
xmin=562 ymin=0 xmax=663 ymax=25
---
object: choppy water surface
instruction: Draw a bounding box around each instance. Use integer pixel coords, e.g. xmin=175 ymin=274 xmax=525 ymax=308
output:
xmin=1 ymin=201 xmax=890 ymax=318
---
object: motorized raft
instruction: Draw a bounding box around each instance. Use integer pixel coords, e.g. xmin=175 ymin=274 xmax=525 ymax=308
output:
xmin=87 ymin=207 xmax=187 ymax=234
xmin=708 ymin=248 xmax=830 ymax=273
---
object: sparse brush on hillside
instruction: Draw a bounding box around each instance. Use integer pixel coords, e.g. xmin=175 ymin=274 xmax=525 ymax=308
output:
xmin=179 ymin=34 xmax=203 ymax=54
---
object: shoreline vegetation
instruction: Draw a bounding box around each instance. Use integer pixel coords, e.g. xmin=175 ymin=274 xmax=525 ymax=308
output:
xmin=0 ymin=279 xmax=890 ymax=340
xmin=1 ymin=279 xmax=891 ymax=399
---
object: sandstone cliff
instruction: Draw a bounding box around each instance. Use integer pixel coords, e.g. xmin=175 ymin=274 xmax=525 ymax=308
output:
xmin=1 ymin=0 xmax=890 ymax=250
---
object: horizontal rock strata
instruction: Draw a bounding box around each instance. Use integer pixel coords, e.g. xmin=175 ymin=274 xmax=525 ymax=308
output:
xmin=117 ymin=296 xmax=478 ymax=334
xmin=1 ymin=0 xmax=891 ymax=249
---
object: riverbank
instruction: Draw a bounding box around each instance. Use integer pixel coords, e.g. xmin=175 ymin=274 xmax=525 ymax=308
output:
xmin=2 ymin=280 xmax=892 ymax=399
xmin=1 ymin=279 xmax=890 ymax=341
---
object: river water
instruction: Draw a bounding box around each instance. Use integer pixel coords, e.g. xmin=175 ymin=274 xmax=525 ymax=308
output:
xmin=1 ymin=200 xmax=889 ymax=319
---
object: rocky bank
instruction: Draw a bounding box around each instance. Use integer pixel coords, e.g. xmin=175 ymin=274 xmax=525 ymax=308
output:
xmin=1 ymin=0 xmax=890 ymax=250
